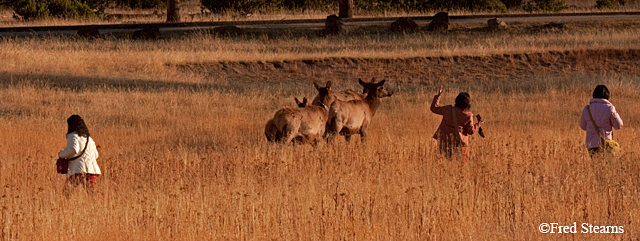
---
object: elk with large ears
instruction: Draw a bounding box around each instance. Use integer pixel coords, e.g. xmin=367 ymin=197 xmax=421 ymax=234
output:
xmin=326 ymin=78 xmax=393 ymax=143
xmin=312 ymin=81 xmax=366 ymax=108
xmin=294 ymin=97 xmax=308 ymax=107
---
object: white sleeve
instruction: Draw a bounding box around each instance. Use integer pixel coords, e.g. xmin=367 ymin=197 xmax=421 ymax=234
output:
xmin=92 ymin=137 xmax=99 ymax=159
xmin=58 ymin=135 xmax=80 ymax=159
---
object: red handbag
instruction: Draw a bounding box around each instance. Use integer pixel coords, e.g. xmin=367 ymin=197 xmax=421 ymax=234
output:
xmin=56 ymin=137 xmax=90 ymax=174
xmin=56 ymin=158 xmax=69 ymax=174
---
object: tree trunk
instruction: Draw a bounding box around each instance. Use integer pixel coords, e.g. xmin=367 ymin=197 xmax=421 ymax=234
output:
xmin=339 ymin=0 xmax=353 ymax=18
xmin=167 ymin=0 xmax=181 ymax=23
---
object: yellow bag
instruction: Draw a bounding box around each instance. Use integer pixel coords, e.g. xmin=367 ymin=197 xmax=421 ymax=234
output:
xmin=602 ymin=138 xmax=621 ymax=156
xmin=588 ymin=105 xmax=621 ymax=156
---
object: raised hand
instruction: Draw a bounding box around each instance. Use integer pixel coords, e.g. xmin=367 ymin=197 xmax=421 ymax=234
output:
xmin=476 ymin=114 xmax=484 ymax=124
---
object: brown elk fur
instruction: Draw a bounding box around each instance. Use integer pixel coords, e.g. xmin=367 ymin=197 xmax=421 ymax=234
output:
xmin=264 ymin=118 xmax=279 ymax=142
xmin=265 ymin=97 xmax=310 ymax=142
xmin=265 ymin=92 xmax=332 ymax=144
xmin=265 ymin=97 xmax=309 ymax=142
xmin=326 ymin=78 xmax=393 ymax=143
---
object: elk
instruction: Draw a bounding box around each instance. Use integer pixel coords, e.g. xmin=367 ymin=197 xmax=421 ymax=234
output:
xmin=265 ymin=97 xmax=308 ymax=142
xmin=265 ymin=94 xmax=330 ymax=145
xmin=326 ymin=78 xmax=393 ymax=143
xmin=311 ymin=81 xmax=365 ymax=108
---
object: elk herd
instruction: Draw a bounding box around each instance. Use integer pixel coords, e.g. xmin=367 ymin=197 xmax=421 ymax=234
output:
xmin=265 ymin=78 xmax=394 ymax=145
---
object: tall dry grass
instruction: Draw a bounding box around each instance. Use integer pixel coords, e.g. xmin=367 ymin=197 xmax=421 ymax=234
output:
xmin=0 ymin=75 xmax=639 ymax=240
xmin=1 ymin=22 xmax=640 ymax=240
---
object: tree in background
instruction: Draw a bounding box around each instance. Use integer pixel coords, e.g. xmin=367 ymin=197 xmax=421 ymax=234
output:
xmin=595 ymin=0 xmax=636 ymax=8
xmin=355 ymin=0 xmax=507 ymax=12
xmin=119 ymin=0 xmax=165 ymax=9
xmin=595 ymin=0 xmax=616 ymax=8
xmin=500 ymin=0 xmax=523 ymax=8
xmin=522 ymin=0 xmax=568 ymax=12
xmin=167 ymin=0 xmax=180 ymax=22
xmin=339 ymin=0 xmax=353 ymax=18
xmin=4 ymin=0 xmax=589 ymax=21
xmin=8 ymin=0 xmax=168 ymax=20
xmin=200 ymin=0 xmax=268 ymax=14
xmin=12 ymin=0 xmax=94 ymax=20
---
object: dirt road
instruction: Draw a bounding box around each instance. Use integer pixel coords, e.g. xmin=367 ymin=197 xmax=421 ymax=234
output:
xmin=1 ymin=12 xmax=640 ymax=37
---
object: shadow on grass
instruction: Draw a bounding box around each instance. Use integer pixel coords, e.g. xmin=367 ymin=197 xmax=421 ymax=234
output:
xmin=0 ymin=71 xmax=325 ymax=98
xmin=0 ymin=71 xmax=231 ymax=92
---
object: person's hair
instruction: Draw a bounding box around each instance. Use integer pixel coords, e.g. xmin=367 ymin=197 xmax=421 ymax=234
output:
xmin=454 ymin=92 xmax=471 ymax=111
xmin=67 ymin=115 xmax=90 ymax=137
xmin=592 ymin=85 xmax=610 ymax=100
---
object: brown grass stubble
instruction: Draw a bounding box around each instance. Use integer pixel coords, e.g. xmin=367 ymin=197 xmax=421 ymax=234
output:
xmin=1 ymin=75 xmax=639 ymax=240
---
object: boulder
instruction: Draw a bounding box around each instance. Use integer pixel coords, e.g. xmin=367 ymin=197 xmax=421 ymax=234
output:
xmin=487 ymin=18 xmax=508 ymax=30
xmin=325 ymin=14 xmax=347 ymax=35
xmin=390 ymin=17 xmax=420 ymax=33
xmin=132 ymin=27 xmax=163 ymax=40
xmin=427 ymin=12 xmax=449 ymax=32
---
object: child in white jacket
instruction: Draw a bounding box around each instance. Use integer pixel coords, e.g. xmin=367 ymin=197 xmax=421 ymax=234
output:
xmin=58 ymin=115 xmax=101 ymax=197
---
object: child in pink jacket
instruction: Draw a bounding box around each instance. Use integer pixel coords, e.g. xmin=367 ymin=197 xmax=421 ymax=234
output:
xmin=431 ymin=86 xmax=483 ymax=160
xmin=579 ymin=85 xmax=623 ymax=157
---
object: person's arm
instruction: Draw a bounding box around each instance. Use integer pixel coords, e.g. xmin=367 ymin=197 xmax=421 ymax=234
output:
xmin=463 ymin=114 xmax=481 ymax=135
xmin=610 ymin=106 xmax=623 ymax=130
xmin=93 ymin=138 xmax=99 ymax=159
xmin=579 ymin=106 xmax=588 ymax=131
xmin=430 ymin=86 xmax=446 ymax=115
xmin=58 ymin=135 xmax=80 ymax=159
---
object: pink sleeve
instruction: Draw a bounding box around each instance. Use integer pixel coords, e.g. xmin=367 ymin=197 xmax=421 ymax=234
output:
xmin=579 ymin=106 xmax=588 ymax=131
xmin=463 ymin=120 xmax=474 ymax=135
xmin=430 ymin=95 xmax=446 ymax=115
xmin=462 ymin=115 xmax=479 ymax=135
xmin=610 ymin=107 xmax=623 ymax=130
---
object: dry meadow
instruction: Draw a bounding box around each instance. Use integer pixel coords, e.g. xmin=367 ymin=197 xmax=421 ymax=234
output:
xmin=1 ymin=19 xmax=640 ymax=240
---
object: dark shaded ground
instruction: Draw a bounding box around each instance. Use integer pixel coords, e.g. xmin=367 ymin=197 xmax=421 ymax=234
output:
xmin=176 ymin=49 xmax=640 ymax=86
xmin=2 ymin=49 xmax=637 ymax=94
xmin=0 ymin=72 xmax=220 ymax=92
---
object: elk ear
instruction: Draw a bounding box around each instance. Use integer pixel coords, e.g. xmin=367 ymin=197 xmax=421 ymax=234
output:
xmin=326 ymin=81 xmax=332 ymax=89
xmin=295 ymin=97 xmax=301 ymax=105
xmin=313 ymin=82 xmax=321 ymax=90
xmin=377 ymin=79 xmax=386 ymax=86
xmin=303 ymin=97 xmax=308 ymax=105
xmin=358 ymin=78 xmax=365 ymax=86
xmin=371 ymin=77 xmax=376 ymax=83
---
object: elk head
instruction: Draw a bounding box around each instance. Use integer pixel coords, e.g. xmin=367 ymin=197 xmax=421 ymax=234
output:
xmin=359 ymin=78 xmax=394 ymax=99
xmin=312 ymin=81 xmax=335 ymax=109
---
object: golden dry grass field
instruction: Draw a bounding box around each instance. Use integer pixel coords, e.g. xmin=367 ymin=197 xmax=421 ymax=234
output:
xmin=1 ymin=19 xmax=640 ymax=240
